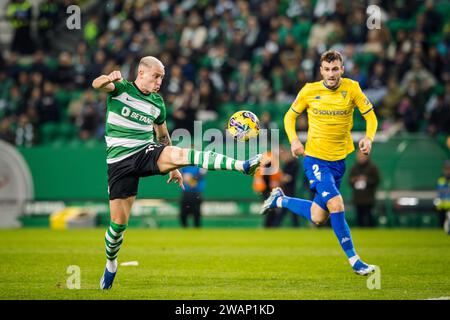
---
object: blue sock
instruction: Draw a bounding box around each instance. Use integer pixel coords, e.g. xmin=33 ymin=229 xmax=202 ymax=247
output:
xmin=281 ymin=196 xmax=313 ymax=223
xmin=330 ymin=212 xmax=357 ymax=259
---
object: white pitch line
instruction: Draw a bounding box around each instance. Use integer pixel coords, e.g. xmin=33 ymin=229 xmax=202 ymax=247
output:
xmin=120 ymin=261 xmax=139 ymax=266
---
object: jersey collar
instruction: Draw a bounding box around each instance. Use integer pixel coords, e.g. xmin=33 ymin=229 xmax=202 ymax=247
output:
xmin=322 ymin=79 xmax=342 ymax=91
xmin=133 ymin=81 xmax=152 ymax=96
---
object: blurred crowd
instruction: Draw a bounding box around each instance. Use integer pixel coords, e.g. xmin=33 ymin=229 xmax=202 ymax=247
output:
xmin=0 ymin=0 xmax=449 ymax=147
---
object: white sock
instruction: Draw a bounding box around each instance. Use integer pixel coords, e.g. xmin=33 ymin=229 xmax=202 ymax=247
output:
xmin=276 ymin=197 xmax=283 ymax=208
xmin=235 ymin=161 xmax=244 ymax=171
xmin=348 ymin=255 xmax=360 ymax=267
xmin=106 ymin=259 xmax=118 ymax=273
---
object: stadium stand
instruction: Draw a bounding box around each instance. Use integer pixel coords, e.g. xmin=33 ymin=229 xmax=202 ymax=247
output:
xmin=0 ymin=0 xmax=449 ymax=144
xmin=0 ymin=0 xmax=449 ymax=227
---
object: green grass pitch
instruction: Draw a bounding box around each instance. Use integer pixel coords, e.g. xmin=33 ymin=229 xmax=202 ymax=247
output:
xmin=1 ymin=228 xmax=449 ymax=300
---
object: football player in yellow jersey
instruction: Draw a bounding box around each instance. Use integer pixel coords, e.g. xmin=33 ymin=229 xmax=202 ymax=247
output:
xmin=261 ymin=50 xmax=378 ymax=276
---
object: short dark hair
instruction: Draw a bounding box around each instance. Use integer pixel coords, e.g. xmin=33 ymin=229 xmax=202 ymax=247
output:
xmin=320 ymin=50 xmax=343 ymax=65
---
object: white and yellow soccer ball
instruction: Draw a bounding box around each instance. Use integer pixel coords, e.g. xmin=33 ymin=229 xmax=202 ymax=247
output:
xmin=227 ymin=110 xmax=260 ymax=141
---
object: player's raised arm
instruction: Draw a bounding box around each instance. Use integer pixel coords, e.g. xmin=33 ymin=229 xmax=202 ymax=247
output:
xmin=92 ymin=70 xmax=123 ymax=93
xmin=353 ymin=83 xmax=378 ymax=155
xmin=284 ymin=86 xmax=308 ymax=158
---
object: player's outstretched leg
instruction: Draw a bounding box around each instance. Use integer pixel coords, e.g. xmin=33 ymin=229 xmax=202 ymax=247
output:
xmin=187 ymin=149 xmax=262 ymax=175
xmin=157 ymin=146 xmax=262 ymax=176
xmin=329 ymin=211 xmax=375 ymax=276
xmin=262 ymin=189 xmax=375 ymax=275
xmin=260 ymin=187 xmax=314 ymax=223
xmin=100 ymin=221 xmax=127 ymax=289
xmin=327 ymin=196 xmax=375 ymax=276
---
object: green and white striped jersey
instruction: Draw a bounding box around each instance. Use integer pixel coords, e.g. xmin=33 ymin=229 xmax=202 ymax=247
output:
xmin=104 ymin=79 xmax=166 ymax=164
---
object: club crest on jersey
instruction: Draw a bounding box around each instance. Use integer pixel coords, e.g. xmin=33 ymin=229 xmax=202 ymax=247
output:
xmin=341 ymin=91 xmax=347 ymax=98
xmin=315 ymin=96 xmax=321 ymax=100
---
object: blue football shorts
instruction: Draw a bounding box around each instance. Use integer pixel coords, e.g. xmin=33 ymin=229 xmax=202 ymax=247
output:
xmin=303 ymin=155 xmax=346 ymax=211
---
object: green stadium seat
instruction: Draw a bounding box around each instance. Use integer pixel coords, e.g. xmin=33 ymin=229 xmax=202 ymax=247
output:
xmin=45 ymin=57 xmax=59 ymax=71
xmin=51 ymin=138 xmax=66 ymax=148
xmin=40 ymin=122 xmax=59 ymax=144
xmin=84 ymin=138 xmax=102 ymax=148
xmin=414 ymin=2 xmax=450 ymax=26
xmin=58 ymin=122 xmax=77 ymax=141
xmin=436 ymin=2 xmax=450 ymax=17
xmin=353 ymin=53 xmax=376 ymax=74
xmin=432 ymin=84 xmax=445 ymax=95
xmin=295 ymin=21 xmax=312 ymax=37
xmin=67 ymin=138 xmax=82 ymax=148
xmin=71 ymin=90 xmax=83 ymax=100
xmin=387 ymin=19 xmax=415 ymax=36
xmin=54 ymin=89 xmax=72 ymax=109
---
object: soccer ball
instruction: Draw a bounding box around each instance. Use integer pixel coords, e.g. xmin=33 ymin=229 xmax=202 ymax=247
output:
xmin=227 ymin=110 xmax=260 ymax=141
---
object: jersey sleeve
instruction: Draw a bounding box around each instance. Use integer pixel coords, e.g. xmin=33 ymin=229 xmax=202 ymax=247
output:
xmin=284 ymin=85 xmax=309 ymax=143
xmin=109 ymin=79 xmax=127 ymax=97
xmin=352 ymin=82 xmax=373 ymax=116
xmin=154 ymin=96 xmax=167 ymax=125
xmin=353 ymin=81 xmax=378 ymax=140
xmin=291 ymin=84 xmax=309 ymax=115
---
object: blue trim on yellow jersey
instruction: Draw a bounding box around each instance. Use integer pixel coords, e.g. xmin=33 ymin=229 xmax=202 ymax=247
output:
xmin=361 ymin=107 xmax=374 ymax=115
xmin=322 ymin=79 xmax=342 ymax=91
xmin=290 ymin=107 xmax=301 ymax=114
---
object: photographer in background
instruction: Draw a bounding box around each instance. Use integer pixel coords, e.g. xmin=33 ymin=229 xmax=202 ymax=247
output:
xmin=179 ymin=166 xmax=206 ymax=228
xmin=253 ymin=151 xmax=282 ymax=228
xmin=349 ymin=150 xmax=380 ymax=227
xmin=274 ymin=145 xmax=300 ymax=227
xmin=436 ymin=160 xmax=450 ymax=232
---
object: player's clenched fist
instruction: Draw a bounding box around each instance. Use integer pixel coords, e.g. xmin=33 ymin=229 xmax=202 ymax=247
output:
xmin=291 ymin=139 xmax=305 ymax=158
xmin=358 ymin=137 xmax=372 ymax=155
xmin=108 ymin=71 xmax=122 ymax=83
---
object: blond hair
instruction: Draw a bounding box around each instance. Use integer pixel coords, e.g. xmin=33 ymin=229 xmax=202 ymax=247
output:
xmin=139 ymin=56 xmax=164 ymax=70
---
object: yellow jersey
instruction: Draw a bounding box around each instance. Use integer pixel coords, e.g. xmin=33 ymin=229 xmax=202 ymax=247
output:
xmin=285 ymin=78 xmax=377 ymax=161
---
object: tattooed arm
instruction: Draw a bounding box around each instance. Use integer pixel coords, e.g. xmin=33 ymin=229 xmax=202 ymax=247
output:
xmin=154 ymin=122 xmax=172 ymax=146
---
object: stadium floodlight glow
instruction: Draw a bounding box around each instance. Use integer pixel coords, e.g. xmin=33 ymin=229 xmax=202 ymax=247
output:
xmin=397 ymin=197 xmax=419 ymax=206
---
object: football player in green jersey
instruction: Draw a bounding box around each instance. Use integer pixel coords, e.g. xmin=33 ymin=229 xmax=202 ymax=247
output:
xmin=93 ymin=56 xmax=262 ymax=289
